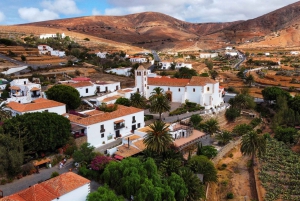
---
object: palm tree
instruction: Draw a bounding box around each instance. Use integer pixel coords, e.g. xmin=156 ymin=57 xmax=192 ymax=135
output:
xmin=149 ymin=87 xmax=171 ymax=120
xmin=143 ymin=121 xmax=174 ymax=154
xmin=245 ymin=74 xmax=254 ymax=87
xmin=215 ymin=130 xmax=232 ymax=145
xmin=203 ymin=118 xmax=220 ymax=135
xmin=240 ymin=130 xmax=266 ymax=164
xmin=130 ymin=92 xmax=146 ymax=108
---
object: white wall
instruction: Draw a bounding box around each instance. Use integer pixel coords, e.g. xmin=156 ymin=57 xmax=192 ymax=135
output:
xmin=10 ymin=105 xmax=66 ymax=117
xmin=185 ymin=86 xmax=202 ymax=104
xmin=105 ymin=68 xmax=132 ymax=76
xmin=175 ymin=63 xmax=192 ymax=69
xmin=146 ymin=85 xmax=185 ymax=102
xmin=130 ymin=58 xmax=147 ymax=63
xmin=52 ymin=183 xmax=90 ymax=201
xmin=85 ymin=110 xmax=145 ymax=148
xmin=76 ymin=85 xmax=97 ymax=97
xmin=95 ymin=83 xmax=120 ymax=93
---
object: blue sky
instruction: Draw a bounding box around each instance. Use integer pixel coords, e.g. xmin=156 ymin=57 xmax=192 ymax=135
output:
xmin=0 ymin=0 xmax=298 ymax=25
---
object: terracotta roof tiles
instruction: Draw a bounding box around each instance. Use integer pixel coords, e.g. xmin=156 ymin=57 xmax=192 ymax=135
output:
xmin=7 ymin=98 xmax=65 ymax=112
xmin=63 ymin=81 xmax=93 ymax=88
xmin=188 ymin=76 xmax=217 ymax=86
xmin=148 ymin=77 xmax=190 ymax=87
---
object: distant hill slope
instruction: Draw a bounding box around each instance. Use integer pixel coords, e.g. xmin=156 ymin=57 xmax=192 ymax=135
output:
xmin=18 ymin=2 xmax=300 ymax=50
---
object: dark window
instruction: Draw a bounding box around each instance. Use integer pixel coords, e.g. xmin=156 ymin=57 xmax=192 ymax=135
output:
xmin=147 ymin=86 xmax=149 ymax=89
xmin=132 ymin=116 xmax=136 ymax=123
xmin=168 ymin=88 xmax=170 ymax=91
xmin=137 ymin=88 xmax=139 ymax=93
xmin=193 ymin=88 xmax=195 ymax=92
xmin=178 ymin=88 xmax=180 ymax=92
xmin=45 ymin=110 xmax=48 ymax=112
xmin=86 ymin=88 xmax=88 ymax=93
xmin=207 ymin=87 xmax=209 ymax=91
xmin=138 ymin=123 xmax=141 ymax=128
xmin=101 ymin=133 xmax=104 ymax=138
xmin=100 ymin=125 xmax=105 ymax=132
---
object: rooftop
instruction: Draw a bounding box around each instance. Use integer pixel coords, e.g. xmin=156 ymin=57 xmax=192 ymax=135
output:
xmin=7 ymin=98 xmax=65 ymax=112
xmin=65 ymin=105 xmax=143 ymax=126
xmin=148 ymin=77 xmax=190 ymax=87
xmin=0 ymin=172 xmax=90 ymax=201
xmin=174 ymin=130 xmax=205 ymax=148
xmin=102 ymin=95 xmax=122 ymax=103
xmin=63 ymin=81 xmax=93 ymax=88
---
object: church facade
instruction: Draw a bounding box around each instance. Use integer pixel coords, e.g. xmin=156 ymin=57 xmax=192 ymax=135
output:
xmin=135 ymin=65 xmax=224 ymax=109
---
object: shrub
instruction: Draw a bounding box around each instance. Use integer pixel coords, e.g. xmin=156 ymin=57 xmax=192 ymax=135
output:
xmin=227 ymin=192 xmax=234 ymax=199
xmin=51 ymin=171 xmax=59 ymax=178
xmin=218 ymin=163 xmax=227 ymax=170
xmin=0 ymin=179 xmax=7 ymax=185
xmin=229 ymin=153 xmax=233 ymax=158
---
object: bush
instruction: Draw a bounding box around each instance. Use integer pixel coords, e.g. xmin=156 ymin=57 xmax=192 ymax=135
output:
xmin=78 ymin=166 xmax=101 ymax=181
xmin=51 ymin=171 xmax=59 ymax=178
xmin=226 ymin=192 xmax=234 ymax=199
xmin=218 ymin=163 xmax=227 ymax=170
xmin=225 ymin=108 xmax=241 ymax=122
xmin=250 ymin=118 xmax=262 ymax=128
xmin=144 ymin=115 xmax=154 ymax=121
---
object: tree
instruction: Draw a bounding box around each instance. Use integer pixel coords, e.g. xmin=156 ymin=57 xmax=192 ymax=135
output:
xmin=210 ymin=70 xmax=218 ymax=80
xmin=189 ymin=114 xmax=202 ymax=127
xmin=188 ymin=155 xmax=218 ymax=184
xmin=203 ymin=118 xmax=220 ymax=135
xmin=179 ymin=168 xmax=205 ymax=201
xmin=274 ymin=127 xmax=298 ymax=145
xmin=3 ymin=112 xmax=71 ymax=152
xmin=228 ymin=94 xmax=255 ymax=110
xmin=149 ymin=87 xmax=171 ymax=120
xmin=0 ymin=133 xmax=23 ymax=178
xmin=245 ymin=74 xmax=254 ymax=87
xmin=215 ymin=130 xmax=232 ymax=145
xmin=240 ymin=131 xmax=266 ymax=164
xmin=73 ymin=143 xmax=96 ymax=165
xmin=21 ymin=55 xmax=26 ymax=62
xmin=197 ymin=145 xmax=218 ymax=159
xmin=130 ymin=92 xmax=146 ymax=109
xmin=45 ymin=85 xmax=81 ymax=110
xmin=115 ymin=97 xmax=131 ymax=106
xmin=87 ymin=185 xmax=124 ymax=201
xmin=167 ymin=173 xmax=188 ymax=201
xmin=143 ymin=121 xmax=174 ymax=154
xmin=225 ymin=107 xmax=241 ymax=122
xmin=90 ymin=155 xmax=115 ymax=172
xmin=174 ymin=67 xmax=197 ymax=79
xmin=289 ymin=95 xmax=300 ymax=114
xmin=262 ymin=86 xmax=291 ymax=105
xmin=232 ymin=124 xmax=253 ymax=136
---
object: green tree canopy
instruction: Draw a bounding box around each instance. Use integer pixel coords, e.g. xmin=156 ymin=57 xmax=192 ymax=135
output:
xmin=115 ymin=97 xmax=131 ymax=106
xmin=228 ymin=94 xmax=256 ymax=110
xmin=216 ymin=130 xmax=232 ymax=145
xmin=190 ymin=114 xmax=203 ymax=127
xmin=241 ymin=130 xmax=266 ymax=163
xmin=274 ymin=127 xmax=299 ymax=145
xmin=197 ymin=145 xmax=218 ymax=159
xmin=203 ymin=118 xmax=220 ymax=135
xmin=45 ymin=85 xmax=81 ymax=110
xmin=87 ymin=184 xmax=124 ymax=201
xmin=174 ymin=67 xmax=197 ymax=79
xmin=188 ymin=155 xmax=218 ymax=184
xmin=130 ymin=92 xmax=147 ymax=108
xmin=262 ymin=86 xmax=291 ymax=105
xmin=3 ymin=112 xmax=71 ymax=152
xmin=232 ymin=124 xmax=253 ymax=136
xmin=225 ymin=107 xmax=241 ymax=122
xmin=149 ymin=87 xmax=171 ymax=120
xmin=73 ymin=143 xmax=96 ymax=165
xmin=167 ymin=173 xmax=188 ymax=201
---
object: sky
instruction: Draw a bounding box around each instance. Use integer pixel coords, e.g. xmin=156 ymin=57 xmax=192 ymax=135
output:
xmin=0 ymin=0 xmax=298 ymax=25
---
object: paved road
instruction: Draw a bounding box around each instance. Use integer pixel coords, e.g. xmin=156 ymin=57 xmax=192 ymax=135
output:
xmin=151 ymin=50 xmax=161 ymax=62
xmin=0 ymin=159 xmax=100 ymax=197
xmin=234 ymin=51 xmax=246 ymax=69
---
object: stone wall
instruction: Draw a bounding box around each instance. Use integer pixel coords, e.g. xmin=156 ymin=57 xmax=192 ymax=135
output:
xmin=75 ymin=136 xmax=87 ymax=148
xmin=212 ymin=138 xmax=241 ymax=165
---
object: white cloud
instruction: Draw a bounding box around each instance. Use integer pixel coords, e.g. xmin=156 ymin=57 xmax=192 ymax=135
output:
xmin=0 ymin=11 xmax=5 ymax=22
xmin=41 ymin=0 xmax=80 ymax=15
xmin=18 ymin=7 xmax=59 ymax=22
xmin=105 ymin=0 xmax=299 ymax=22
xmin=92 ymin=8 xmax=101 ymax=16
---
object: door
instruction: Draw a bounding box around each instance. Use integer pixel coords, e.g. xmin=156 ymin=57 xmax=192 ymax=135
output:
xmin=96 ymin=87 xmax=100 ymax=93
xmin=115 ymin=130 xmax=120 ymax=138
xmin=131 ymin=125 xmax=136 ymax=132
xmin=105 ymin=87 xmax=108 ymax=92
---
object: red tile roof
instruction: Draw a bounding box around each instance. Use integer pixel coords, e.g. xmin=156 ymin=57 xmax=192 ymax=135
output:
xmin=63 ymin=81 xmax=93 ymax=88
xmin=72 ymin=77 xmax=91 ymax=81
xmin=0 ymin=172 xmax=90 ymax=201
xmin=65 ymin=105 xmax=143 ymax=126
xmin=148 ymin=77 xmax=190 ymax=87
xmin=188 ymin=76 xmax=217 ymax=86
xmin=7 ymin=98 xmax=65 ymax=112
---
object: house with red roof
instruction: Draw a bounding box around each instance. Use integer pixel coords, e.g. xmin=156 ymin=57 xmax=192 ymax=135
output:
xmin=0 ymin=172 xmax=90 ymax=201
xmin=135 ymin=65 xmax=224 ymax=109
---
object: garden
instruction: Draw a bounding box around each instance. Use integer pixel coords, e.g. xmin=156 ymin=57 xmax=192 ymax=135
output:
xmin=259 ymin=138 xmax=300 ymax=201
xmin=169 ymin=101 xmax=204 ymax=116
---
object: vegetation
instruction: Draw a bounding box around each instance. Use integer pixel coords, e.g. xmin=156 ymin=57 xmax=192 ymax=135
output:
xmin=98 ymin=103 xmax=118 ymax=112
xmin=50 ymin=171 xmax=59 ymax=178
xmin=196 ymin=145 xmax=218 ymax=159
xmin=46 ymin=85 xmax=81 ymax=110
xmin=169 ymin=101 xmax=203 ymax=116
xmin=149 ymin=87 xmax=171 ymax=120
xmin=215 ymin=130 xmax=232 ymax=145
xmin=73 ymin=143 xmax=96 ymax=165
xmin=130 ymin=92 xmax=147 ymax=108
xmin=174 ymin=67 xmax=197 ymax=79
xmin=87 ymin=185 xmax=124 ymax=201
xmin=202 ymin=118 xmax=220 ymax=135
xmin=225 ymin=107 xmax=241 ymax=122
xmin=115 ymin=97 xmax=131 ymax=106
xmin=232 ymin=124 xmax=253 ymax=136
xmin=241 ymin=130 xmax=266 ymax=163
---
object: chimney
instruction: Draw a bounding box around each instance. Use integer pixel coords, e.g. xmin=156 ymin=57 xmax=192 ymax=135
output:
xmin=128 ymin=137 xmax=130 ymax=149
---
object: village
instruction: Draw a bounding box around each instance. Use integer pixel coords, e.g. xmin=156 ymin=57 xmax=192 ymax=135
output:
xmin=0 ymin=24 xmax=300 ymax=201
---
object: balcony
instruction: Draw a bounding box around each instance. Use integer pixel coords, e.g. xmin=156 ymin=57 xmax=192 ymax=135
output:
xmin=31 ymin=94 xmax=40 ymax=98
xmin=114 ymin=123 xmax=125 ymax=130
xmin=132 ymin=119 xmax=136 ymax=123
xmin=100 ymin=128 xmax=105 ymax=133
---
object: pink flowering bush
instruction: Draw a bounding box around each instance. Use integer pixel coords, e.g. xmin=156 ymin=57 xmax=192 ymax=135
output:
xmin=90 ymin=155 xmax=115 ymax=171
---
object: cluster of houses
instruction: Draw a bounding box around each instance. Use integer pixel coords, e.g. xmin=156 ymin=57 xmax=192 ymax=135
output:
xmin=38 ymin=45 xmax=66 ymax=57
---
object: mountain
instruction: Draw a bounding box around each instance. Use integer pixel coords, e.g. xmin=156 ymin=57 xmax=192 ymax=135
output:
xmin=18 ymin=2 xmax=300 ymax=50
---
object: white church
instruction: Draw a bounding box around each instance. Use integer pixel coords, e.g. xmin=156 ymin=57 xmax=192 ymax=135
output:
xmin=135 ymin=65 xmax=224 ymax=109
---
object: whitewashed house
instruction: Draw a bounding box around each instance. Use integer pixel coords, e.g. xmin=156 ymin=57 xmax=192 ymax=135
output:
xmin=265 ymin=52 xmax=270 ymax=56
xmin=96 ymin=52 xmax=107 ymax=58
xmin=39 ymin=33 xmax=66 ymax=39
xmin=175 ymin=62 xmax=192 ymax=69
xmin=38 ymin=45 xmax=66 ymax=57
xmin=200 ymin=53 xmax=218 ymax=58
xmin=291 ymin=51 xmax=299 ymax=55
xmin=159 ymin=61 xmax=192 ymax=69
xmin=95 ymin=88 xmax=135 ymax=105
xmin=6 ymin=98 xmax=66 ymax=116
xmin=61 ymin=80 xmax=121 ymax=97
xmin=0 ymin=172 xmax=90 ymax=201
xmin=7 ymin=78 xmax=42 ymax=104
xmin=129 ymin=57 xmax=147 ymax=63
xmin=135 ymin=65 xmax=224 ymax=109
xmin=225 ymin=51 xmax=238 ymax=57
xmin=105 ymin=67 xmax=132 ymax=76
xmin=225 ymin=46 xmax=233 ymax=50
xmin=65 ymin=105 xmax=145 ymax=148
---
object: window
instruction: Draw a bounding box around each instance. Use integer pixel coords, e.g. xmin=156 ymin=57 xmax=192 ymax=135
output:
xmin=147 ymin=86 xmax=149 ymax=89
xmin=178 ymin=88 xmax=180 ymax=92
xmin=132 ymin=116 xmax=136 ymax=123
xmin=168 ymin=88 xmax=170 ymax=91
xmin=207 ymin=87 xmax=210 ymax=91
xmin=86 ymin=88 xmax=88 ymax=93
xmin=193 ymin=88 xmax=195 ymax=92
xmin=137 ymin=88 xmax=139 ymax=92
xmin=45 ymin=110 xmax=48 ymax=112
xmin=100 ymin=125 xmax=105 ymax=132
xmin=145 ymin=84 xmax=146 ymax=87
xmin=144 ymin=71 xmax=146 ymax=75
xmin=101 ymin=133 xmax=104 ymax=138
xmin=145 ymin=78 xmax=147 ymax=81
xmin=138 ymin=123 xmax=141 ymax=128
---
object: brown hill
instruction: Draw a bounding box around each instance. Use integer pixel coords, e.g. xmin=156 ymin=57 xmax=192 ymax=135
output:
xmin=15 ymin=2 xmax=300 ymax=50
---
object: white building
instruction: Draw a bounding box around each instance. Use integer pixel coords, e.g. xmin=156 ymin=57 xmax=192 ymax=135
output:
xmin=291 ymin=51 xmax=299 ymax=55
xmin=200 ymin=53 xmax=218 ymax=58
xmin=225 ymin=51 xmax=238 ymax=57
xmin=225 ymin=46 xmax=233 ymax=50
xmin=66 ymin=105 xmax=145 ymax=148
xmin=129 ymin=57 xmax=147 ymax=63
xmin=135 ymin=65 xmax=224 ymax=109
xmin=96 ymin=52 xmax=107 ymax=58
xmin=105 ymin=67 xmax=132 ymax=76
xmin=95 ymin=88 xmax=135 ymax=105
xmin=6 ymin=98 xmax=66 ymax=116
xmin=0 ymin=172 xmax=90 ymax=201
xmin=159 ymin=61 xmax=192 ymax=70
xmin=175 ymin=62 xmax=192 ymax=69
xmin=61 ymin=80 xmax=121 ymax=97
xmin=39 ymin=33 xmax=66 ymax=39
xmin=7 ymin=78 xmax=42 ymax=104
xmin=38 ymin=45 xmax=66 ymax=57
xmin=265 ymin=52 xmax=270 ymax=56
